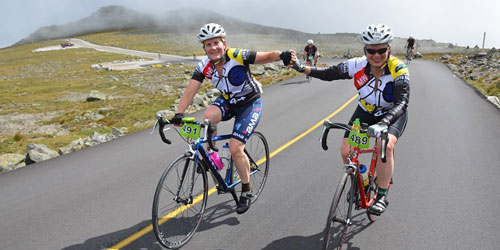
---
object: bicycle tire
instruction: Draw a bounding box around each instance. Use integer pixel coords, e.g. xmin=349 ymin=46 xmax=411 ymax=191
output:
xmin=245 ymin=131 xmax=270 ymax=202
xmin=406 ymin=48 xmax=412 ymax=65
xmin=152 ymin=155 xmax=208 ymax=249
xmin=323 ymin=170 xmax=355 ymax=250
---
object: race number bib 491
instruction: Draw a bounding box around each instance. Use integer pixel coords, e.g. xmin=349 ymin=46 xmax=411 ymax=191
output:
xmin=179 ymin=123 xmax=201 ymax=140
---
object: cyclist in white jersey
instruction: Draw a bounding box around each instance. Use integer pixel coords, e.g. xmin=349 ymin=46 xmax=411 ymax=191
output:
xmin=290 ymin=24 xmax=410 ymax=215
xmin=172 ymin=23 xmax=293 ymax=214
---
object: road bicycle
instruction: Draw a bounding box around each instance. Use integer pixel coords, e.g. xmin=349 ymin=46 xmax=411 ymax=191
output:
xmin=405 ymin=46 xmax=413 ymax=65
xmin=320 ymin=119 xmax=390 ymax=250
xmin=151 ymin=114 xmax=270 ymax=249
xmin=305 ymin=55 xmax=316 ymax=82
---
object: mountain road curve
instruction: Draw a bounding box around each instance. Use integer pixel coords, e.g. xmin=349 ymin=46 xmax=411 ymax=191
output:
xmin=1 ymin=59 xmax=499 ymax=250
xmin=69 ymin=38 xmax=205 ymax=65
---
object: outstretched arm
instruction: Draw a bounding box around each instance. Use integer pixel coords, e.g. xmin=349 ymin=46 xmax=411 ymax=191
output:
xmin=290 ymin=50 xmax=351 ymax=81
xmin=176 ymin=79 xmax=202 ymax=114
xmin=254 ymin=51 xmax=282 ymax=64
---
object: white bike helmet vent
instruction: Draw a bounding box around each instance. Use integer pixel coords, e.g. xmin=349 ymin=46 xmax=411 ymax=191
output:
xmin=197 ymin=23 xmax=226 ymax=43
xmin=361 ymin=24 xmax=394 ymax=45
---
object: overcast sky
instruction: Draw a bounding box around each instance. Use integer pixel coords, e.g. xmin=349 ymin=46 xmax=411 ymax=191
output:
xmin=1 ymin=0 xmax=499 ymax=49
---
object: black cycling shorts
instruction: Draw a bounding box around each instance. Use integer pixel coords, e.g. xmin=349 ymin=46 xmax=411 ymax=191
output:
xmin=211 ymin=96 xmax=263 ymax=143
xmin=343 ymin=106 xmax=408 ymax=139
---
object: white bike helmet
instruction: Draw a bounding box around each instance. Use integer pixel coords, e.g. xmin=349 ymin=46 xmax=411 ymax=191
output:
xmin=197 ymin=23 xmax=226 ymax=43
xmin=307 ymin=39 xmax=314 ymax=45
xmin=361 ymin=24 xmax=393 ymax=45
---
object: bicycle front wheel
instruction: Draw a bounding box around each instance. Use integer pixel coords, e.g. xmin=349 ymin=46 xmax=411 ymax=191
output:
xmin=152 ymin=155 xmax=208 ymax=249
xmin=245 ymin=131 xmax=270 ymax=202
xmin=323 ymin=170 xmax=355 ymax=250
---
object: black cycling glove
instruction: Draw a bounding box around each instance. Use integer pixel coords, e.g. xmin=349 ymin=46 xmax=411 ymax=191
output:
xmin=171 ymin=113 xmax=184 ymax=125
xmin=279 ymin=51 xmax=292 ymax=66
xmin=292 ymin=59 xmax=306 ymax=73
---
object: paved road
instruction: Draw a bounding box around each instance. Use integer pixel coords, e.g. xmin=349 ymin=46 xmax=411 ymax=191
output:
xmin=1 ymin=59 xmax=499 ymax=250
xmin=70 ymin=38 xmax=203 ymax=66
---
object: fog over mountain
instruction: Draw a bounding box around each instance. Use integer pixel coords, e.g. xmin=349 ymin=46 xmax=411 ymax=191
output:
xmin=16 ymin=5 xmax=458 ymax=54
xmin=16 ymin=5 xmax=305 ymax=45
xmin=16 ymin=6 xmax=155 ymax=45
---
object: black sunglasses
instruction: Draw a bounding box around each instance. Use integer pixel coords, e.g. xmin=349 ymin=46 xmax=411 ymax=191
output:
xmin=365 ymin=47 xmax=389 ymax=55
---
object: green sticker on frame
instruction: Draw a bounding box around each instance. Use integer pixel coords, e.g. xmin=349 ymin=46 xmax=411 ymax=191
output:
xmin=179 ymin=123 xmax=201 ymax=139
xmin=348 ymin=130 xmax=370 ymax=149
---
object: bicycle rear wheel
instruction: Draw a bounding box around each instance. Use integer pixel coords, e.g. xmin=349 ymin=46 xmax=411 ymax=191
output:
xmin=245 ymin=131 xmax=270 ymax=202
xmin=323 ymin=170 xmax=355 ymax=250
xmin=152 ymin=155 xmax=208 ymax=249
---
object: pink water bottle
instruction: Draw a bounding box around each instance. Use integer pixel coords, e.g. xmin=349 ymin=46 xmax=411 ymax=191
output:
xmin=208 ymin=150 xmax=224 ymax=170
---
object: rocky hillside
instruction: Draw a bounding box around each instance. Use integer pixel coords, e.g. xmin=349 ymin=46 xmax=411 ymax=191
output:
xmin=440 ymin=49 xmax=500 ymax=108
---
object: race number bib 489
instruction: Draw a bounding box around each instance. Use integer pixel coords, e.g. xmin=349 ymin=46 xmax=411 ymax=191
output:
xmin=348 ymin=130 xmax=369 ymax=149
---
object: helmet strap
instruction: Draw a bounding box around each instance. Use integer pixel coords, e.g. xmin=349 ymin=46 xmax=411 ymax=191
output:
xmin=212 ymin=48 xmax=227 ymax=66
xmin=379 ymin=46 xmax=392 ymax=70
xmin=212 ymin=56 xmax=225 ymax=66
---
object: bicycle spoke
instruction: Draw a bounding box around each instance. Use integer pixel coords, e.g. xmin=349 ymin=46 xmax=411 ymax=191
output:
xmin=152 ymin=155 xmax=208 ymax=249
xmin=323 ymin=173 xmax=354 ymax=250
xmin=245 ymin=131 xmax=269 ymax=202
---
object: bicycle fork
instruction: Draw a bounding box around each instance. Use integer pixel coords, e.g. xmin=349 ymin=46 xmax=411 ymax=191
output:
xmin=173 ymin=148 xmax=198 ymax=205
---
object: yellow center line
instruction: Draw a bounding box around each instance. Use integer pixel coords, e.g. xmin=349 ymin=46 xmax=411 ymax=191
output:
xmin=107 ymin=93 xmax=358 ymax=249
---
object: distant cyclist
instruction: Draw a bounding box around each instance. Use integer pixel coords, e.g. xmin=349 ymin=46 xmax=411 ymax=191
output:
xmin=404 ymin=36 xmax=416 ymax=59
xmin=172 ymin=23 xmax=293 ymax=214
xmin=303 ymin=39 xmax=319 ymax=66
xmin=290 ymin=24 xmax=410 ymax=216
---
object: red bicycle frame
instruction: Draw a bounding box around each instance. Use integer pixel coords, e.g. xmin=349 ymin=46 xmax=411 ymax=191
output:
xmin=348 ymin=143 xmax=379 ymax=209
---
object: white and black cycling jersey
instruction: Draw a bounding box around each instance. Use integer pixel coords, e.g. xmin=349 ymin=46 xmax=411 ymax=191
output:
xmin=309 ymin=55 xmax=410 ymax=125
xmin=191 ymin=48 xmax=262 ymax=105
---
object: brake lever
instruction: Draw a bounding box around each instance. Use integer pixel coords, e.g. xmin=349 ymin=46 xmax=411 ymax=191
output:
xmin=151 ymin=119 xmax=159 ymax=134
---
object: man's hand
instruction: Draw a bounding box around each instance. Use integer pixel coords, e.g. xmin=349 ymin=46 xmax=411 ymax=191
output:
xmin=171 ymin=113 xmax=184 ymax=126
xmin=279 ymin=51 xmax=293 ymax=66
xmin=368 ymin=122 xmax=388 ymax=137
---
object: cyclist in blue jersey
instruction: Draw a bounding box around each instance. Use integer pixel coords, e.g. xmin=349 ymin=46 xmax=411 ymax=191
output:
xmin=290 ymin=24 xmax=410 ymax=215
xmin=171 ymin=23 xmax=293 ymax=214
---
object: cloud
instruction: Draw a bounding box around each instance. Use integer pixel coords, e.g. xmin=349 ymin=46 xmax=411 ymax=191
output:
xmin=1 ymin=0 xmax=500 ymax=48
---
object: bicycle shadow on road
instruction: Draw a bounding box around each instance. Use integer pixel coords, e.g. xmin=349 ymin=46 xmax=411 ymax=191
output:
xmin=281 ymin=78 xmax=310 ymax=85
xmin=261 ymin=231 xmax=323 ymax=250
xmin=61 ymin=199 xmax=241 ymax=250
xmin=261 ymin=211 xmax=373 ymax=250
xmin=194 ymin=198 xmax=241 ymax=232
xmin=61 ymin=219 xmax=163 ymax=250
